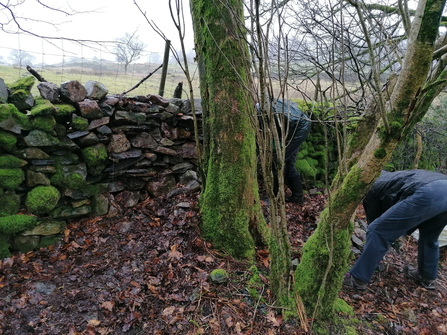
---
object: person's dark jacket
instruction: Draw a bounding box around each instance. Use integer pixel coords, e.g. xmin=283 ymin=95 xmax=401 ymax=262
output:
xmin=256 ymin=99 xmax=310 ymax=145
xmin=271 ymin=99 xmax=310 ymax=144
xmin=363 ymin=170 xmax=447 ymax=224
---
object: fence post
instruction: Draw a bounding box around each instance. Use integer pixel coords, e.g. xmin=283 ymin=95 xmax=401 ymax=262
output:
xmin=158 ymin=40 xmax=171 ymax=97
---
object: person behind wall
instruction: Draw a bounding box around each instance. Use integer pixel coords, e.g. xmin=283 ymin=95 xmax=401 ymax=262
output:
xmin=256 ymin=99 xmax=311 ymax=204
xmin=343 ymin=169 xmax=447 ymax=291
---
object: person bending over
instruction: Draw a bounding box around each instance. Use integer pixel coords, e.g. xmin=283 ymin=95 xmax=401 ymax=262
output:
xmin=343 ymin=169 xmax=447 ymax=291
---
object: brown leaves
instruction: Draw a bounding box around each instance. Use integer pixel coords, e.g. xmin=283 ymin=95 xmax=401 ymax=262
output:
xmin=100 ymin=301 xmax=114 ymax=312
xmin=1 ymin=189 xmax=446 ymax=335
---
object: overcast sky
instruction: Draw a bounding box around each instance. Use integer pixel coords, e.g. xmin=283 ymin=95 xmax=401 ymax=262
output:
xmin=0 ymin=0 xmax=194 ymax=65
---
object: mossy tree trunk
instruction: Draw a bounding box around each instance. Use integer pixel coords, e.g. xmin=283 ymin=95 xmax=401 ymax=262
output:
xmin=190 ymin=0 xmax=269 ymax=258
xmin=295 ymin=0 xmax=447 ymax=324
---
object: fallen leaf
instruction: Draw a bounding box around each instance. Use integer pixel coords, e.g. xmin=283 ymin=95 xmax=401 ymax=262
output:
xmin=266 ymin=311 xmax=281 ymax=327
xmin=101 ymin=301 xmax=114 ymax=311
xmin=162 ymin=306 xmax=176 ymax=316
xmin=168 ymin=244 xmax=182 ymax=260
xmin=87 ymin=319 xmax=101 ymax=326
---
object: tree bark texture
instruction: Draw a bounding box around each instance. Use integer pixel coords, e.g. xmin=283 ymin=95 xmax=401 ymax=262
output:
xmin=295 ymin=0 xmax=446 ymax=323
xmin=190 ymin=0 xmax=269 ymax=258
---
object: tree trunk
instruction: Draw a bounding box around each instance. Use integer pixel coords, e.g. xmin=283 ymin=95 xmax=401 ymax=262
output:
xmin=413 ymin=124 xmax=423 ymax=169
xmin=190 ymin=0 xmax=269 ymax=258
xmin=295 ymin=0 xmax=446 ymax=324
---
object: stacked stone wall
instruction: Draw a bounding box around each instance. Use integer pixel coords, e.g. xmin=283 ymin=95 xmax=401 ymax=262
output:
xmin=0 ymin=76 xmax=201 ymax=258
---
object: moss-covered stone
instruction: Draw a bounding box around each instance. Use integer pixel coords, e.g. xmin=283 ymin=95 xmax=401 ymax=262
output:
xmin=0 ymin=130 xmax=17 ymax=151
xmin=0 ymin=234 xmax=11 ymax=259
xmin=7 ymin=76 xmax=36 ymax=111
xmin=51 ymin=171 xmax=85 ymax=190
xmin=13 ymin=235 xmax=40 ymax=253
xmin=39 ymin=235 xmax=61 ymax=249
xmin=29 ymin=98 xmax=57 ymax=116
xmin=210 ymin=268 xmax=229 ymax=283
xmin=0 ymin=103 xmax=32 ymax=133
xmin=31 ymin=115 xmax=57 ymax=133
xmin=23 ymin=129 xmax=60 ymax=147
xmin=53 ymin=103 xmax=76 ymax=122
xmin=0 ymin=168 xmax=24 ymax=189
xmin=7 ymin=76 xmax=36 ymax=93
xmin=81 ymin=143 xmax=108 ymax=175
xmin=0 ymin=214 xmax=38 ymax=234
xmin=71 ymin=115 xmax=89 ymax=131
xmin=25 ymin=185 xmax=61 ymax=215
xmin=50 ymin=204 xmax=91 ymax=219
xmin=23 ymin=219 xmax=65 ymax=236
xmin=0 ymin=191 xmax=20 ymax=216
xmin=0 ymin=154 xmax=27 ymax=168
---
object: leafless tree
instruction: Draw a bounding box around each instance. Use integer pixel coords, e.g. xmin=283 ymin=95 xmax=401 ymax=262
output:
xmin=8 ymin=49 xmax=35 ymax=67
xmin=112 ymin=30 xmax=147 ymax=74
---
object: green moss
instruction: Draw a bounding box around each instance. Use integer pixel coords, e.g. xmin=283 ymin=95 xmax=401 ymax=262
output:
xmin=331 ymin=166 xmax=366 ymax=214
xmin=71 ymin=116 xmax=89 ymax=131
xmin=0 ymin=234 xmax=11 ymax=259
xmin=334 ymin=298 xmax=354 ymax=316
xmin=81 ymin=143 xmax=108 ymax=176
xmin=0 ymin=130 xmax=17 ymax=151
xmin=25 ymin=186 xmax=60 ymax=215
xmin=0 ymin=192 xmax=20 ymax=216
xmin=7 ymin=76 xmax=35 ymax=92
xmin=0 ymin=154 xmax=27 ymax=168
xmin=0 ymin=168 xmax=24 ymax=190
xmin=246 ymin=266 xmax=264 ymax=300
xmin=296 ymin=157 xmax=318 ymax=179
xmin=210 ymin=268 xmax=229 ymax=283
xmin=39 ymin=235 xmax=61 ymax=248
xmin=0 ymin=103 xmax=32 ymax=130
xmin=295 ymin=217 xmax=354 ymax=324
xmin=82 ymin=143 xmax=108 ymax=164
xmin=374 ymin=148 xmax=387 ymax=159
xmin=32 ymin=115 xmax=57 ymax=132
xmin=54 ymin=103 xmax=76 ymax=115
xmin=0 ymin=214 xmax=38 ymax=234
xmin=50 ymin=164 xmax=100 ymax=195
xmin=29 ymin=98 xmax=57 ymax=116
xmin=51 ymin=172 xmax=84 ymax=190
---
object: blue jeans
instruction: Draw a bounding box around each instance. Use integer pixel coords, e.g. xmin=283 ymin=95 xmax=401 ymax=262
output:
xmin=350 ymin=179 xmax=447 ymax=283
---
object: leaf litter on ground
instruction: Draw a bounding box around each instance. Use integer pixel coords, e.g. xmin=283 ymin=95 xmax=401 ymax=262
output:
xmin=0 ymin=189 xmax=445 ymax=334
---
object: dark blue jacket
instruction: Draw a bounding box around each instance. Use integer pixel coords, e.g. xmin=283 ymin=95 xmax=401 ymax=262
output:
xmin=256 ymin=99 xmax=310 ymax=144
xmin=363 ymin=169 xmax=447 ymax=223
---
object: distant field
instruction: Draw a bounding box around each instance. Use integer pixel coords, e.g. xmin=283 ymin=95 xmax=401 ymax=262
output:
xmin=0 ymin=62 xmax=200 ymax=98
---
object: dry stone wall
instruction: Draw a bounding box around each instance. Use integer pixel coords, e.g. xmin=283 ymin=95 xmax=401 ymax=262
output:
xmin=0 ymin=76 xmax=201 ymax=258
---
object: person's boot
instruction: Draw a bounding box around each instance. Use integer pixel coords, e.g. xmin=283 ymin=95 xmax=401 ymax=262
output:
xmin=407 ymin=265 xmax=436 ymax=290
xmin=286 ymin=175 xmax=304 ymax=204
xmin=285 ymin=195 xmax=304 ymax=204
xmin=342 ymin=273 xmax=367 ymax=291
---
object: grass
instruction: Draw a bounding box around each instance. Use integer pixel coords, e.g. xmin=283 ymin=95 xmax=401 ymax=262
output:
xmin=0 ymin=62 xmax=200 ymax=98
